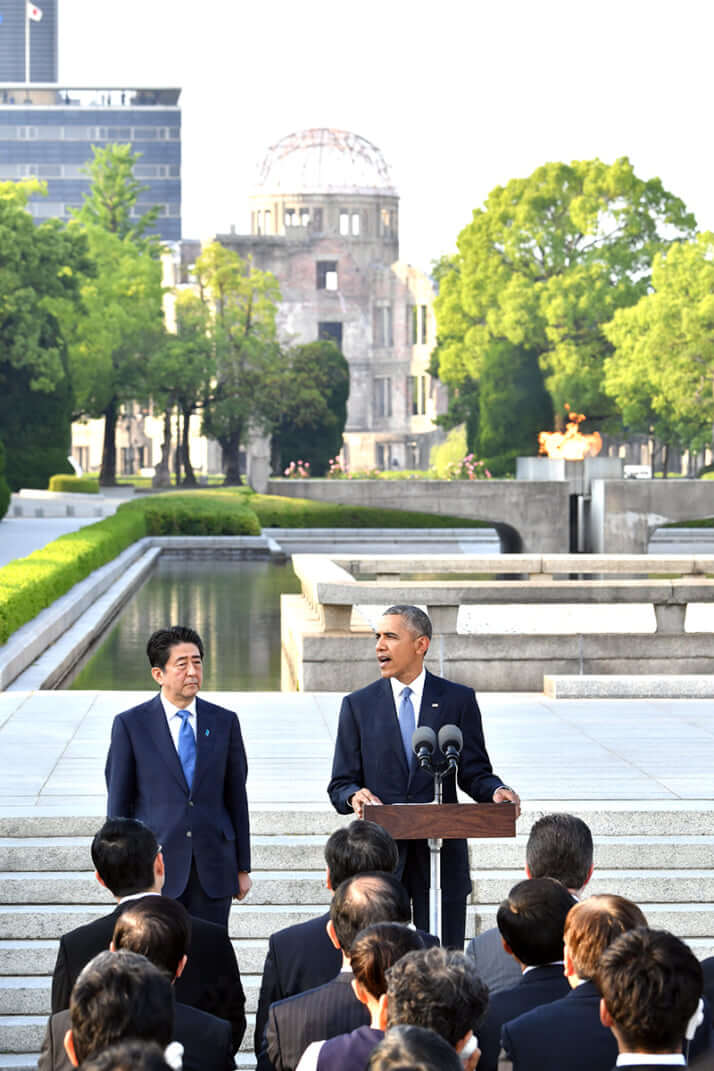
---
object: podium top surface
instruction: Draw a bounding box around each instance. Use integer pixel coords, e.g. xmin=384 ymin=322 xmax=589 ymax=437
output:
xmin=363 ymin=802 xmax=517 ymax=840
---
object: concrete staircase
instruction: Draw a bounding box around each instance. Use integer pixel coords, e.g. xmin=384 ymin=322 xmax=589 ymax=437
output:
xmin=1 ymin=806 xmax=714 ymax=1070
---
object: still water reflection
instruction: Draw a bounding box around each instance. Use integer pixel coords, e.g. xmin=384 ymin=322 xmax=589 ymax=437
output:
xmin=67 ymin=559 xmax=301 ymax=691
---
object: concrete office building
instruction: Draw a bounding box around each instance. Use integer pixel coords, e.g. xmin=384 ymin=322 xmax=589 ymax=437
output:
xmin=0 ymin=0 xmax=57 ymax=82
xmin=0 ymin=83 xmax=181 ymax=240
xmin=209 ymin=127 xmax=446 ymax=471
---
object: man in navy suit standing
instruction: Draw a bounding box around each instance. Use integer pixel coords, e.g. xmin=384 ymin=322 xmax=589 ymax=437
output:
xmin=327 ymin=604 xmax=519 ymax=949
xmin=105 ymin=625 xmax=251 ymax=926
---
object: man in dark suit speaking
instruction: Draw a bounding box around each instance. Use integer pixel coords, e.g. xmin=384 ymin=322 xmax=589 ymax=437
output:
xmin=327 ymin=604 xmax=519 ymax=949
xmin=105 ymin=626 xmax=251 ymax=926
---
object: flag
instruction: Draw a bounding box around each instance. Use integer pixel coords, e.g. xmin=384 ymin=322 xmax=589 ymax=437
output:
xmin=27 ymin=3 xmax=42 ymax=20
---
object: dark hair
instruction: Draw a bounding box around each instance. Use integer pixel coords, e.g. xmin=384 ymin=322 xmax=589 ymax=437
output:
xmin=564 ymin=894 xmax=647 ymax=981
xmin=91 ymin=819 xmax=159 ymax=898
xmin=526 ymin=813 xmax=593 ymax=891
xmin=350 ymin=923 xmax=424 ymax=998
xmin=368 ymin=1025 xmax=462 ymax=1071
xmin=330 ymin=872 xmax=411 ymax=955
xmin=112 ymin=897 xmax=192 ymax=978
xmin=497 ymin=877 xmax=576 ymax=966
xmin=385 ymin=947 xmax=489 ymax=1046
xmin=146 ymin=627 xmax=204 ymax=670
xmin=597 ymin=928 xmax=702 ymax=1052
xmin=383 ymin=605 xmax=432 ymax=641
xmin=325 ymin=821 xmax=399 ymax=888
xmin=80 ymin=1040 xmax=172 ymax=1071
xmin=69 ymin=950 xmax=174 ymax=1064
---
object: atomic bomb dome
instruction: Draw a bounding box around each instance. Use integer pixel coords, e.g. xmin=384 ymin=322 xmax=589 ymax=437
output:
xmin=255 ymin=127 xmax=396 ymax=195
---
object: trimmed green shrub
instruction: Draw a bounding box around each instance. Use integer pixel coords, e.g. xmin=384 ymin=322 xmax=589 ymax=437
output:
xmin=118 ymin=493 xmax=261 ymax=536
xmin=48 ymin=474 xmax=100 ymax=494
xmin=0 ymin=509 xmax=147 ymax=644
xmin=249 ymin=494 xmax=490 ymax=529
xmin=0 ymin=439 xmax=10 ymax=521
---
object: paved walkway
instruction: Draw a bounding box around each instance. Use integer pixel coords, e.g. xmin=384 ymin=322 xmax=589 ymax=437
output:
xmin=1 ymin=690 xmax=712 ymax=815
xmin=0 ymin=517 xmax=102 ymax=568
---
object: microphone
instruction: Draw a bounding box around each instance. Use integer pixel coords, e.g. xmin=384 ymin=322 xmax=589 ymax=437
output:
xmin=412 ymin=726 xmax=437 ymax=769
xmin=438 ymin=724 xmax=463 ymax=768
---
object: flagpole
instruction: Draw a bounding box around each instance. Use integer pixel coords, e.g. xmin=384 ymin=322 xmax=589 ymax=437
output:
xmin=24 ymin=3 xmax=29 ymax=84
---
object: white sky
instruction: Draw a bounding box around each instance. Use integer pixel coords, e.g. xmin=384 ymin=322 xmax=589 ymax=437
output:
xmin=58 ymin=0 xmax=714 ymax=273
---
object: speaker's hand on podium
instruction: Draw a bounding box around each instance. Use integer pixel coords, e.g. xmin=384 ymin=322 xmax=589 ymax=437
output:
xmin=349 ymin=787 xmax=383 ymax=819
xmin=492 ymin=786 xmax=520 ymax=818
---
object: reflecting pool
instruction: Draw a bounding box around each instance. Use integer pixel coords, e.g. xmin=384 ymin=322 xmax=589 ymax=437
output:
xmin=66 ymin=558 xmax=301 ymax=691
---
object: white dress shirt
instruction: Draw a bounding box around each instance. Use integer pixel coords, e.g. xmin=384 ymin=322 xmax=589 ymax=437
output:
xmin=616 ymin=1056 xmax=685 ymax=1066
xmin=160 ymin=693 xmax=197 ymax=753
xmin=390 ymin=667 xmax=426 ymax=721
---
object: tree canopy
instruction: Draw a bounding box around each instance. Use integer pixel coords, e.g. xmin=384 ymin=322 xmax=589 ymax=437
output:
xmin=197 ymin=242 xmax=282 ymax=484
xmin=272 ymin=340 xmax=350 ymax=475
xmin=433 ymin=157 xmax=696 ymax=443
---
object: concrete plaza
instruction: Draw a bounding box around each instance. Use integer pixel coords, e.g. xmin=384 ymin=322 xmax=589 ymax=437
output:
xmin=0 ymin=688 xmax=712 ymax=816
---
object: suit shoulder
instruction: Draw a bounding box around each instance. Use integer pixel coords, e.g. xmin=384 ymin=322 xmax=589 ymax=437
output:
xmin=114 ymin=697 xmax=160 ymax=724
xmin=177 ymin=1001 xmax=231 ymax=1031
xmin=343 ymin=679 xmax=386 ymax=705
xmin=197 ymin=698 xmax=239 ymax=721
xmin=270 ymin=912 xmax=328 ymax=950
xmin=427 ymin=671 xmax=474 ymax=700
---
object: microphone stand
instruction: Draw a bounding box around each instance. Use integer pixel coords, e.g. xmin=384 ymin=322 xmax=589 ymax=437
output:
xmin=425 ymin=759 xmax=457 ymax=943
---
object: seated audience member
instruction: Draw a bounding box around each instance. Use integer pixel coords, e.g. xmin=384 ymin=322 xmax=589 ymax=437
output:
xmin=500 ymin=894 xmax=648 ymax=1071
xmin=111 ymin=897 xmax=234 ymax=1071
xmin=297 ymin=922 xmax=424 ymax=1071
xmin=51 ymin=817 xmax=245 ymax=1049
xmin=381 ymin=946 xmax=488 ymax=1070
xmin=368 ymin=1025 xmax=463 ymax=1071
xmin=260 ymin=872 xmax=413 ymax=1071
xmin=597 ymin=927 xmax=703 ymax=1068
xmin=79 ymin=1040 xmax=172 ymax=1071
xmin=39 ymin=950 xmax=174 ymax=1071
xmin=254 ymin=819 xmax=403 ymax=1054
xmin=476 ymin=877 xmax=575 ymax=1071
xmin=467 ymin=812 xmax=593 ymax=994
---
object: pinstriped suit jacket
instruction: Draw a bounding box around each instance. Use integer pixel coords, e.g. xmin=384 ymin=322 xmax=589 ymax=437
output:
xmin=260 ymin=971 xmax=368 ymax=1071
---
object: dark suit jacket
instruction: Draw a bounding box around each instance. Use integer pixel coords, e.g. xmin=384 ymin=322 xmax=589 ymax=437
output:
xmin=501 ymin=980 xmax=712 ymax=1071
xmin=477 ymin=964 xmax=570 ymax=1071
xmin=105 ymin=693 xmax=250 ymax=898
xmin=254 ymin=911 xmax=339 ymax=1054
xmin=327 ymin=671 xmax=503 ymax=900
xmin=39 ymin=1001 xmax=234 ymax=1071
xmin=50 ymin=897 xmax=246 ymax=1049
xmin=261 ymin=971 xmax=369 ymax=1071
xmin=253 ymin=910 xmax=439 ymax=1055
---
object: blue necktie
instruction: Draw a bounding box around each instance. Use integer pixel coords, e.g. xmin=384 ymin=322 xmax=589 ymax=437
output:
xmin=177 ymin=709 xmax=196 ymax=790
xmin=398 ymin=686 xmax=416 ymax=770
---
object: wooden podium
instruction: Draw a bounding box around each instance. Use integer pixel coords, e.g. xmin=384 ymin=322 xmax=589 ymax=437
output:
xmin=364 ymin=802 xmax=517 ymax=942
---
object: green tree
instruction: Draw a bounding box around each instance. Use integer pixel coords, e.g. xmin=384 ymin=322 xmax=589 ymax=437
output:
xmin=0 ymin=180 xmax=90 ymax=489
xmin=478 ymin=342 xmax=553 ymax=473
xmin=197 ymin=242 xmax=282 ymax=485
xmin=147 ymin=292 xmax=214 ymax=486
xmin=61 ymin=145 xmax=164 ymax=485
xmin=272 ymin=340 xmax=350 ymax=475
xmin=435 ymin=158 xmax=696 ymax=435
xmin=603 ymin=232 xmax=714 ymax=471
xmin=0 ymin=438 xmax=10 ymax=519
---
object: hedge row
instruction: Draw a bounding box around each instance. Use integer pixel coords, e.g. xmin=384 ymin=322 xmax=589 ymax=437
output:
xmin=48 ymin=475 xmax=100 ymax=494
xmin=118 ymin=493 xmax=261 ymax=536
xmin=0 ymin=509 xmax=147 ymax=645
xmin=248 ymin=493 xmax=490 ymax=529
xmin=0 ymin=489 xmax=486 ymax=645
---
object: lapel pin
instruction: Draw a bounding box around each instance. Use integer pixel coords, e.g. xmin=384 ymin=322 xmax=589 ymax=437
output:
xmin=205 ymin=729 xmax=210 ymax=737
xmin=432 ymin=703 xmax=439 ymax=707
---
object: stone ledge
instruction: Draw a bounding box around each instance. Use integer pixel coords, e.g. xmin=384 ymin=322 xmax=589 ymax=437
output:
xmin=544 ymin=674 xmax=714 ymax=699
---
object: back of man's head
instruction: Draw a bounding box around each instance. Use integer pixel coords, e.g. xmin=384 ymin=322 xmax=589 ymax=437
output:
xmin=385 ymin=947 xmax=489 ymax=1047
xmin=91 ymin=819 xmax=158 ymax=898
xmin=497 ymin=877 xmax=575 ymax=966
xmin=69 ymin=950 xmax=174 ymax=1065
xmin=325 ymin=820 xmax=399 ymax=888
xmin=597 ymin=928 xmax=702 ymax=1053
xmin=330 ymin=872 xmax=410 ymax=955
xmin=80 ymin=1040 xmax=171 ymax=1071
xmin=350 ymin=923 xmax=425 ymax=999
xmin=564 ymin=894 xmax=647 ymax=981
xmin=368 ymin=1025 xmax=462 ymax=1071
xmin=112 ymin=897 xmax=191 ymax=979
xmin=525 ymin=813 xmax=593 ymax=891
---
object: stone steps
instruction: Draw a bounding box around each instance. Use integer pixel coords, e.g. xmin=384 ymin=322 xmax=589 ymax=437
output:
xmin=1 ymin=806 xmax=713 ymax=1068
